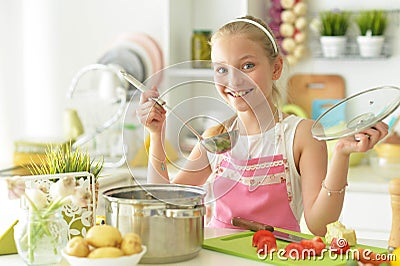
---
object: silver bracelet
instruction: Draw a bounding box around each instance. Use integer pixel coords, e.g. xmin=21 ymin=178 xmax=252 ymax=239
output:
xmin=321 ymin=180 xmax=348 ymax=196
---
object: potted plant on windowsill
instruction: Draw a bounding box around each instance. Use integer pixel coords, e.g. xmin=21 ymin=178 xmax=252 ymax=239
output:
xmin=356 ymin=10 xmax=388 ymax=57
xmin=317 ymin=10 xmax=351 ymax=58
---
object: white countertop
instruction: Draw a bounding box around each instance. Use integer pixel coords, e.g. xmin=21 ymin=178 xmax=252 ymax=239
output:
xmin=0 ymin=227 xmax=388 ymax=266
xmin=128 ymin=162 xmax=394 ymax=192
xmin=0 ymin=164 xmax=393 ymax=265
xmin=119 ymin=162 xmax=394 ymax=193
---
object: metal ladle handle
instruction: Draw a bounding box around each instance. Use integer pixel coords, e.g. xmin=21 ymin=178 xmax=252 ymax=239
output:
xmin=120 ymin=70 xmax=204 ymax=141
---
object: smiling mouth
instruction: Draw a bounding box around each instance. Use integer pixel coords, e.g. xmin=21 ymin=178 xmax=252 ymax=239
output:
xmin=224 ymin=88 xmax=254 ymax=98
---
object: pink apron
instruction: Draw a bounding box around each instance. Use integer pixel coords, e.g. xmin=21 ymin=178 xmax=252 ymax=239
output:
xmin=208 ymin=113 xmax=300 ymax=232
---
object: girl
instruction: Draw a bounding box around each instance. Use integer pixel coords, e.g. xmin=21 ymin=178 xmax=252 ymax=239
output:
xmin=136 ymin=15 xmax=388 ymax=236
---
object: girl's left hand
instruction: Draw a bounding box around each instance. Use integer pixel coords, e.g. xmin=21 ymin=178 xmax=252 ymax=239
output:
xmin=335 ymin=121 xmax=389 ymax=155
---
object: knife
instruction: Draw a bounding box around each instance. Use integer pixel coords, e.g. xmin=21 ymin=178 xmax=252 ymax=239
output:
xmin=0 ymin=165 xmax=24 ymax=176
xmin=231 ymin=217 xmax=307 ymax=243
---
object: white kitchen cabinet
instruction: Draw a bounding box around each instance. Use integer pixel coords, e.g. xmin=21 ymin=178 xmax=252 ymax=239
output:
xmin=161 ymin=0 xmax=269 ymax=150
xmin=165 ymin=0 xmax=269 ymax=64
xmin=299 ymin=164 xmax=394 ymax=241
xmin=341 ymin=165 xmax=393 ymax=241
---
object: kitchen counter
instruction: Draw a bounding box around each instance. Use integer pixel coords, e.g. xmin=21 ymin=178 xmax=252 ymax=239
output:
xmin=89 ymin=163 xmax=398 ymax=241
xmin=347 ymin=163 xmax=393 ymax=192
xmin=0 ymin=227 xmax=388 ymax=266
xmin=124 ymin=161 xmax=396 ymax=190
xmin=0 ymin=164 xmax=394 ymax=265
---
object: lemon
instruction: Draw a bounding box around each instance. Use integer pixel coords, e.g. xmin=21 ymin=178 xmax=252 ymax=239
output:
xmin=391 ymin=247 xmax=400 ymax=266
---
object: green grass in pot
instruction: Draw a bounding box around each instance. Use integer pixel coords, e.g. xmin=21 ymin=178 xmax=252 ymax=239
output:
xmin=27 ymin=142 xmax=104 ymax=238
xmin=356 ymin=10 xmax=388 ymax=36
xmin=28 ymin=142 xmax=103 ymax=181
xmin=319 ymin=10 xmax=351 ymax=36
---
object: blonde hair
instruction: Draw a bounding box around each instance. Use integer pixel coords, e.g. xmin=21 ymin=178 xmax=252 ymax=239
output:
xmin=207 ymin=15 xmax=282 ymax=135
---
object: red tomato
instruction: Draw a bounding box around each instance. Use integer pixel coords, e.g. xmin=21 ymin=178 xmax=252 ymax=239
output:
xmin=312 ymin=240 xmax=326 ymax=255
xmin=311 ymin=236 xmax=324 ymax=243
xmin=299 ymin=240 xmax=316 ymax=258
xmin=298 ymin=237 xmax=327 ymax=257
xmin=285 ymin=242 xmax=305 ymax=259
xmin=330 ymin=238 xmax=350 ymax=254
xmin=252 ymin=230 xmax=275 ymax=247
xmin=355 ymin=248 xmax=391 ymax=265
xmin=256 ymin=236 xmax=277 ymax=255
xmin=300 ymin=239 xmax=314 ymax=249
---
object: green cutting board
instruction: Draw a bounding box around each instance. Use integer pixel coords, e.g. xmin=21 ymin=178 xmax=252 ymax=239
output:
xmin=202 ymin=229 xmax=389 ymax=265
xmin=0 ymin=220 xmax=18 ymax=255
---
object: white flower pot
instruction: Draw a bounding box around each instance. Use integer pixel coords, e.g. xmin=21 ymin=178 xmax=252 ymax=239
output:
xmin=320 ymin=36 xmax=347 ymax=58
xmin=357 ymin=36 xmax=384 ymax=57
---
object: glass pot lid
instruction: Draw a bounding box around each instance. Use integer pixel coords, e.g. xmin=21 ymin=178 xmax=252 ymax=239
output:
xmin=311 ymin=86 xmax=400 ymax=141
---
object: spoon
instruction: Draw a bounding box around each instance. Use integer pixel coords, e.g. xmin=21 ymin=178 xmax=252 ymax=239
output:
xmin=120 ymin=70 xmax=238 ymax=154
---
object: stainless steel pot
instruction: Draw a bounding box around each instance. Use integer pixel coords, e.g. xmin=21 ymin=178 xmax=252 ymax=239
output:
xmin=103 ymin=184 xmax=206 ymax=264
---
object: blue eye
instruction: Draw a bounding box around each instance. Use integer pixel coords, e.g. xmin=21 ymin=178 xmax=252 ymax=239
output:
xmin=215 ymin=67 xmax=228 ymax=74
xmin=243 ymin=63 xmax=255 ymax=70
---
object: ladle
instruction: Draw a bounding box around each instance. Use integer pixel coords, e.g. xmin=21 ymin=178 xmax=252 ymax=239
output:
xmin=120 ymin=70 xmax=238 ymax=154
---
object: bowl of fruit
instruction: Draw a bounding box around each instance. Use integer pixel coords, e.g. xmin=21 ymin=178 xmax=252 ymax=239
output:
xmin=62 ymin=224 xmax=146 ymax=266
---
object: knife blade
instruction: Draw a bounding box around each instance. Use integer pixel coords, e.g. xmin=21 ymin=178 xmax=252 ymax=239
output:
xmin=231 ymin=217 xmax=307 ymax=243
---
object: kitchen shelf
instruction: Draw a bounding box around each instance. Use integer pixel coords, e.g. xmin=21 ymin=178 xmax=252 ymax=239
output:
xmin=312 ymin=54 xmax=391 ymax=60
xmin=309 ymin=9 xmax=399 ymax=60
xmin=167 ymin=68 xmax=213 ymax=78
xmin=310 ymin=39 xmax=393 ymax=60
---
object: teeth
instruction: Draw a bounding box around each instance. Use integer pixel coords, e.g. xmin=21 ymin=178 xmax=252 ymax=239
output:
xmin=224 ymin=88 xmax=253 ymax=98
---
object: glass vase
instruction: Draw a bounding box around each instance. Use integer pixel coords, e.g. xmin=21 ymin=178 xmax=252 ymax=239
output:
xmin=14 ymin=208 xmax=69 ymax=265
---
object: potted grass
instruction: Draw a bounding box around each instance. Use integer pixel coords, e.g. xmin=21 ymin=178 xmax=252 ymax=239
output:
xmin=28 ymin=143 xmax=103 ymax=180
xmin=27 ymin=142 xmax=103 ymax=237
xmin=318 ymin=10 xmax=351 ymax=57
xmin=356 ymin=10 xmax=388 ymax=57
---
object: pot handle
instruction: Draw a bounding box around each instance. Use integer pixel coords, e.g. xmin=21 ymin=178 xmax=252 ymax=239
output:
xmin=163 ymin=206 xmax=205 ymax=218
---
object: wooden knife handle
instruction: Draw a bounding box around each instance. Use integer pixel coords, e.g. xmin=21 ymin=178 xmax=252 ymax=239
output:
xmin=231 ymin=217 xmax=274 ymax=232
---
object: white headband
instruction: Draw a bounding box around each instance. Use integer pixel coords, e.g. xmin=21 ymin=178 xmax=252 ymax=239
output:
xmin=225 ymin=18 xmax=279 ymax=56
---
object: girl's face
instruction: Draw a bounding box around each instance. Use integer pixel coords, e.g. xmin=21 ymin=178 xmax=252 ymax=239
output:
xmin=211 ymin=34 xmax=281 ymax=113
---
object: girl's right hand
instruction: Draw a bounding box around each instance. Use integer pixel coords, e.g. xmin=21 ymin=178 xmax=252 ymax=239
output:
xmin=136 ymin=86 xmax=166 ymax=134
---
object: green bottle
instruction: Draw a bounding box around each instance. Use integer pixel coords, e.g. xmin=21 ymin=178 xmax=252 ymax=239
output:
xmin=191 ymin=30 xmax=212 ymax=68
